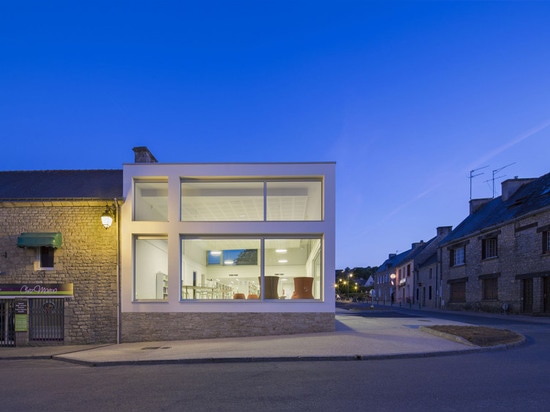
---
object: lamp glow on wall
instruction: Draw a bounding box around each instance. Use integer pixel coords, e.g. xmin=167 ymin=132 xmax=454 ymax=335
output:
xmin=101 ymin=204 xmax=117 ymax=229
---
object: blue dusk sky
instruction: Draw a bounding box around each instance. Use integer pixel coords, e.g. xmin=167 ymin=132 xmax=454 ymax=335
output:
xmin=1 ymin=1 xmax=550 ymax=269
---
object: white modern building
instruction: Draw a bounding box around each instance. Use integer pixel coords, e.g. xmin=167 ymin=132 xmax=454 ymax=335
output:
xmin=119 ymin=148 xmax=336 ymax=341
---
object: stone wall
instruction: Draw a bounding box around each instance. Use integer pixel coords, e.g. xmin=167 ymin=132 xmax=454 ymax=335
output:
xmin=121 ymin=312 xmax=335 ymax=342
xmin=0 ymin=201 xmax=118 ymax=344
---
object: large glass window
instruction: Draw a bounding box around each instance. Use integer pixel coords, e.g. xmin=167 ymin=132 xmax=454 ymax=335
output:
xmin=134 ymin=236 xmax=168 ymax=301
xmin=181 ymin=181 xmax=264 ymax=221
xmin=266 ymin=180 xmax=322 ymax=221
xmin=181 ymin=239 xmax=261 ymax=300
xmin=180 ymin=179 xmax=322 ymax=221
xmin=180 ymin=237 xmax=322 ymax=300
xmin=134 ymin=180 xmax=168 ymax=221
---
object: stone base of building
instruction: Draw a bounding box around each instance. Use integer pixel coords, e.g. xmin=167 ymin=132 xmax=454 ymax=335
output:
xmin=121 ymin=312 xmax=335 ymax=342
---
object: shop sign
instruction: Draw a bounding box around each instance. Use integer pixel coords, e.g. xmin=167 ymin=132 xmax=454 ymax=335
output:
xmin=0 ymin=283 xmax=73 ymax=297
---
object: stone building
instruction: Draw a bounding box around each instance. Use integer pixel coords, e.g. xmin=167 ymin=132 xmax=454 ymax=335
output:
xmin=440 ymin=173 xmax=550 ymax=314
xmin=414 ymin=226 xmax=452 ymax=309
xmin=0 ymin=170 xmax=122 ymax=346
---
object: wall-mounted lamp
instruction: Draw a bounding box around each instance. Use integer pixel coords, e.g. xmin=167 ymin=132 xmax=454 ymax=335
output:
xmin=101 ymin=204 xmax=117 ymax=229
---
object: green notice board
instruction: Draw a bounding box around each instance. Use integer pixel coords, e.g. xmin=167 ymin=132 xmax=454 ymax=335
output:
xmin=14 ymin=300 xmax=28 ymax=332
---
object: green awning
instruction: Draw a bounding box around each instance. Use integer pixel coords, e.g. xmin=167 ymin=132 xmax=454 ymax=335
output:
xmin=17 ymin=232 xmax=62 ymax=248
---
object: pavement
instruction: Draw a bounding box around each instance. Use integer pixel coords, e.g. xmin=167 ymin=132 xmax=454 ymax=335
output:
xmin=0 ymin=305 xmax=531 ymax=367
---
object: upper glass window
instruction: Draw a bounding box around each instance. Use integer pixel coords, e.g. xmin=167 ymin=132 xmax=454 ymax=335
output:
xmin=266 ymin=181 xmax=322 ymax=221
xmin=181 ymin=181 xmax=263 ymax=221
xmin=134 ymin=180 xmax=168 ymax=221
xmin=451 ymin=246 xmax=465 ymax=267
xmin=180 ymin=179 xmax=322 ymax=221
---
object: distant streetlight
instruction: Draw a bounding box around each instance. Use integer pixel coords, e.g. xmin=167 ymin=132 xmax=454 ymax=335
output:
xmin=348 ymin=272 xmax=353 ymax=299
xmin=390 ymin=273 xmax=396 ymax=304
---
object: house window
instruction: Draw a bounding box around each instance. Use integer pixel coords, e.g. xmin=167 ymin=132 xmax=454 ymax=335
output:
xmin=180 ymin=237 xmax=322 ymax=300
xmin=134 ymin=180 xmax=168 ymax=221
xmin=482 ymin=237 xmax=498 ymax=259
xmin=180 ymin=179 xmax=322 ymax=222
xmin=543 ymin=231 xmax=550 ymax=254
xmin=450 ymin=246 xmax=465 ymax=267
xmin=35 ymin=246 xmax=55 ymax=270
xmin=449 ymin=281 xmax=466 ymax=302
xmin=134 ymin=236 xmax=168 ymax=301
xmin=482 ymin=277 xmax=498 ymax=300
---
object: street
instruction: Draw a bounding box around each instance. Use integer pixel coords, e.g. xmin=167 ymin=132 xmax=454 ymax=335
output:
xmin=1 ymin=308 xmax=549 ymax=411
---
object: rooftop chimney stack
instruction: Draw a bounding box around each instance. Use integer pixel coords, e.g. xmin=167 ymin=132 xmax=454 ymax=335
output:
xmin=501 ymin=177 xmax=535 ymax=202
xmin=133 ymin=146 xmax=158 ymax=163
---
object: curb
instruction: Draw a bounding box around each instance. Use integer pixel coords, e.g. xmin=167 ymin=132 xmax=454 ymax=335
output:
xmin=418 ymin=326 xmax=527 ymax=350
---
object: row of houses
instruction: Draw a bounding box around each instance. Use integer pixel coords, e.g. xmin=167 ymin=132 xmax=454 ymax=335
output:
xmin=1 ymin=147 xmax=336 ymax=346
xmin=374 ymin=172 xmax=550 ymax=315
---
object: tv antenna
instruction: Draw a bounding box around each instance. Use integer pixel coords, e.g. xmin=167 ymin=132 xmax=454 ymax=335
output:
xmin=469 ymin=166 xmax=489 ymax=200
xmin=485 ymin=162 xmax=516 ymax=198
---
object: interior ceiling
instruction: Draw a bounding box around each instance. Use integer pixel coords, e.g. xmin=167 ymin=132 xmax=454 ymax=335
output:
xmin=183 ymin=196 xmax=308 ymax=221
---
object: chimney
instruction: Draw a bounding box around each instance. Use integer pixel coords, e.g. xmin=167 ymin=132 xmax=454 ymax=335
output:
xmin=501 ymin=177 xmax=535 ymax=202
xmin=133 ymin=146 xmax=158 ymax=163
xmin=469 ymin=198 xmax=492 ymax=215
xmin=411 ymin=241 xmax=424 ymax=249
xmin=388 ymin=253 xmax=397 ymax=259
xmin=436 ymin=226 xmax=452 ymax=237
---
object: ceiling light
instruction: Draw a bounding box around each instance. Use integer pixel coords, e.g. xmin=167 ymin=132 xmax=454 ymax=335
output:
xmin=278 ymin=259 xmax=288 ymax=263
xmin=210 ymin=250 xmax=222 ymax=256
xmin=275 ymin=249 xmax=287 ymax=254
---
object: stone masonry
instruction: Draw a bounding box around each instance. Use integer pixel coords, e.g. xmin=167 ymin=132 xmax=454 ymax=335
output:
xmin=121 ymin=312 xmax=335 ymax=342
xmin=0 ymin=201 xmax=118 ymax=344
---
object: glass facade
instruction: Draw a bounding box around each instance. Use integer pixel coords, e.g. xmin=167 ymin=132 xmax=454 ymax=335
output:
xmin=181 ymin=180 xmax=264 ymax=221
xmin=180 ymin=179 xmax=322 ymax=221
xmin=180 ymin=237 xmax=322 ymax=300
xmin=134 ymin=180 xmax=168 ymax=221
xmin=134 ymin=236 xmax=168 ymax=301
xmin=130 ymin=172 xmax=330 ymax=306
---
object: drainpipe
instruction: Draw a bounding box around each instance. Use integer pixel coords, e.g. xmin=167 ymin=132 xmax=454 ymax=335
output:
xmin=115 ymin=198 xmax=121 ymax=344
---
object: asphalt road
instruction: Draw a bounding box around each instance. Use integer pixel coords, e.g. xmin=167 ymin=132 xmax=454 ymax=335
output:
xmin=1 ymin=308 xmax=549 ymax=412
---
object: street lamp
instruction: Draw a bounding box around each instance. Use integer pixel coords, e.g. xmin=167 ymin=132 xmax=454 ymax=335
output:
xmin=390 ymin=273 xmax=396 ymax=305
xmin=348 ymin=272 xmax=353 ymax=299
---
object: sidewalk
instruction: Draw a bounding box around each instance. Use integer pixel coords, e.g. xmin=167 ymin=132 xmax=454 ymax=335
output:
xmin=0 ymin=307 xmax=525 ymax=366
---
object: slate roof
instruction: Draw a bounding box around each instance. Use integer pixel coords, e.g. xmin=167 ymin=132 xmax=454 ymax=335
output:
xmin=375 ymin=249 xmax=414 ymax=274
xmin=442 ymin=172 xmax=550 ymax=245
xmin=0 ymin=170 xmax=123 ymax=200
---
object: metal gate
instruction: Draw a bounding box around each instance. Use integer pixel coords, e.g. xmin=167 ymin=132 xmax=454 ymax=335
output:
xmin=0 ymin=300 xmax=15 ymax=347
xmin=29 ymin=298 xmax=64 ymax=342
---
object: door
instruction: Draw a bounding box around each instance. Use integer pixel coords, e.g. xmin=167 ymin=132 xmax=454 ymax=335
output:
xmin=0 ymin=300 xmax=15 ymax=347
xmin=522 ymin=279 xmax=533 ymax=313
xmin=543 ymin=277 xmax=550 ymax=314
